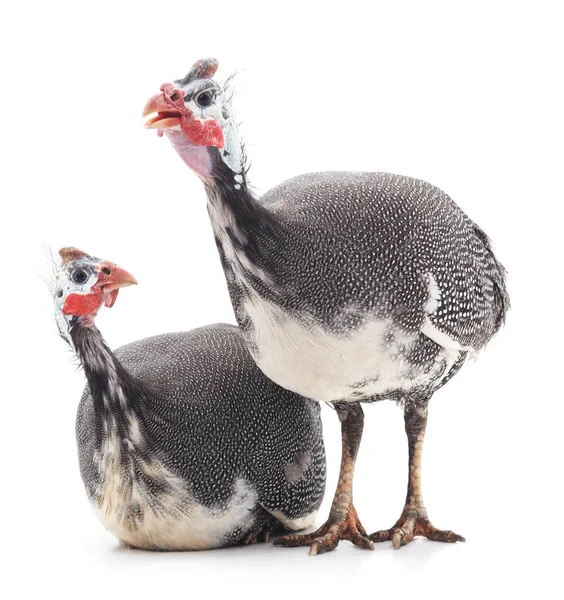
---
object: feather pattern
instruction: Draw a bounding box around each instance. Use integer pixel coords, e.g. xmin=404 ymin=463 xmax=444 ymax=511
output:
xmin=72 ymin=323 xmax=326 ymax=549
xmin=204 ymin=169 xmax=509 ymax=403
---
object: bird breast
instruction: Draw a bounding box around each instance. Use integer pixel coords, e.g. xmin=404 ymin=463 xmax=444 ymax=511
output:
xmin=240 ymin=295 xmax=455 ymax=403
xmin=93 ymin=431 xmax=260 ymax=550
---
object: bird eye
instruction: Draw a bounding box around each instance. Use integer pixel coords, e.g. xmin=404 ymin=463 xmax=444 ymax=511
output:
xmin=71 ymin=269 xmax=88 ymax=284
xmin=57 ymin=290 xmax=63 ymax=298
xmin=102 ymin=267 xmax=111 ymax=275
xmin=195 ymin=90 xmax=214 ymax=108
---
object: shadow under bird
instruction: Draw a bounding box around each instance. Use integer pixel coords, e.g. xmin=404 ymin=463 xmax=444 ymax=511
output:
xmin=143 ymin=58 xmax=510 ymax=555
xmin=54 ymin=247 xmax=326 ymax=550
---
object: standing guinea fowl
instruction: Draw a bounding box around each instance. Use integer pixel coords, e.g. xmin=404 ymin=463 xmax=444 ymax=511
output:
xmin=54 ymin=247 xmax=326 ymax=550
xmin=143 ymin=58 xmax=509 ymax=555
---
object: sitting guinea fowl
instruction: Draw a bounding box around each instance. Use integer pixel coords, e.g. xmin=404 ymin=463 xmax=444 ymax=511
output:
xmin=143 ymin=58 xmax=509 ymax=555
xmin=54 ymin=246 xmax=326 ymax=550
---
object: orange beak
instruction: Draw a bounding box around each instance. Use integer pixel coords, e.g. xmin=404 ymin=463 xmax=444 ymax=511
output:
xmin=143 ymin=85 xmax=183 ymax=130
xmin=99 ymin=263 xmax=138 ymax=291
xmin=95 ymin=262 xmax=138 ymax=308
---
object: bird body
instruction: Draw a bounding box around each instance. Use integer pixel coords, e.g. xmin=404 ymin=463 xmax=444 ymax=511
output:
xmin=143 ymin=58 xmax=509 ymax=554
xmin=207 ymin=169 xmax=507 ymax=404
xmin=55 ymin=249 xmax=326 ymax=550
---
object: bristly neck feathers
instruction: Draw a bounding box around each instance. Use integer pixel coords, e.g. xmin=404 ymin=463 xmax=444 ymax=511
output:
xmin=205 ymin=149 xmax=264 ymax=225
xmin=70 ymin=323 xmax=143 ymax=446
xmin=204 ymin=145 xmax=285 ymax=270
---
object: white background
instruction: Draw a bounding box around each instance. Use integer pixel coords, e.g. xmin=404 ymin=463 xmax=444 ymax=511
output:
xmin=2 ymin=1 xmax=562 ymax=598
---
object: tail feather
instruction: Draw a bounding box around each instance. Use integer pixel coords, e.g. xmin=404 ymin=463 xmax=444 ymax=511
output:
xmin=473 ymin=224 xmax=510 ymax=333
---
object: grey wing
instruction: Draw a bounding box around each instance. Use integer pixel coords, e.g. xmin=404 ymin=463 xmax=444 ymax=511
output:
xmin=113 ymin=325 xmax=327 ymax=517
xmin=252 ymin=391 xmax=326 ymax=526
xmin=261 ymin=171 xmax=509 ymax=350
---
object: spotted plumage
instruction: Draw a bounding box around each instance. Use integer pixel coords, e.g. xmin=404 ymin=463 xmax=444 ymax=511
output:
xmin=55 ymin=250 xmax=326 ymax=550
xmin=144 ymin=58 xmax=509 ymax=554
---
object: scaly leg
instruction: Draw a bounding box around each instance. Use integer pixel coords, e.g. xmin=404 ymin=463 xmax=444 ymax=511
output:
xmin=369 ymin=401 xmax=465 ymax=549
xmin=274 ymin=403 xmax=374 ymax=556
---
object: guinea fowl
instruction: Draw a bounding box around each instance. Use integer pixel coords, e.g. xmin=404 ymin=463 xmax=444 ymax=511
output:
xmin=143 ymin=58 xmax=509 ymax=555
xmin=54 ymin=246 xmax=326 ymax=550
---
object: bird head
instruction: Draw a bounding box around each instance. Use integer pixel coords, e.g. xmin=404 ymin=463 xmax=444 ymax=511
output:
xmin=143 ymin=58 xmax=244 ymax=181
xmin=54 ymin=247 xmax=137 ymax=337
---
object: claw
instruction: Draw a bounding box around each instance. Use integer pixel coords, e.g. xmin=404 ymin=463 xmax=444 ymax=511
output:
xmin=274 ymin=505 xmax=373 ymax=555
xmin=351 ymin=532 xmax=375 ymax=550
xmin=426 ymin=528 xmax=466 ymax=543
xmin=242 ymin=532 xmax=258 ymax=545
xmin=371 ymin=512 xmax=465 ymax=549
xmin=241 ymin=519 xmax=277 ymax=546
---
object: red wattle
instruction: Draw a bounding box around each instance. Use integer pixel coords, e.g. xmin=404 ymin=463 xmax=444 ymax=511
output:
xmin=182 ymin=117 xmax=224 ymax=148
xmin=104 ymin=289 xmax=119 ymax=308
xmin=63 ymin=292 xmax=103 ymax=317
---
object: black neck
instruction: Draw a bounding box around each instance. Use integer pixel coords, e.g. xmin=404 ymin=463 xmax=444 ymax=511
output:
xmin=70 ymin=323 xmax=140 ymax=439
xmin=207 ymin=149 xmax=273 ymax=227
xmin=206 ymin=149 xmax=286 ymax=264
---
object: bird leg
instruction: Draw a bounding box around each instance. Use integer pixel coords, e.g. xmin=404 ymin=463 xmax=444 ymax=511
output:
xmin=369 ymin=401 xmax=465 ymax=548
xmin=274 ymin=403 xmax=374 ymax=556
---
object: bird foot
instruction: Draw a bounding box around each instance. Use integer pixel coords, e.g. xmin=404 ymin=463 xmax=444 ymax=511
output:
xmin=241 ymin=521 xmax=276 ymax=545
xmin=273 ymin=504 xmax=374 ymax=556
xmin=369 ymin=508 xmax=465 ymax=549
